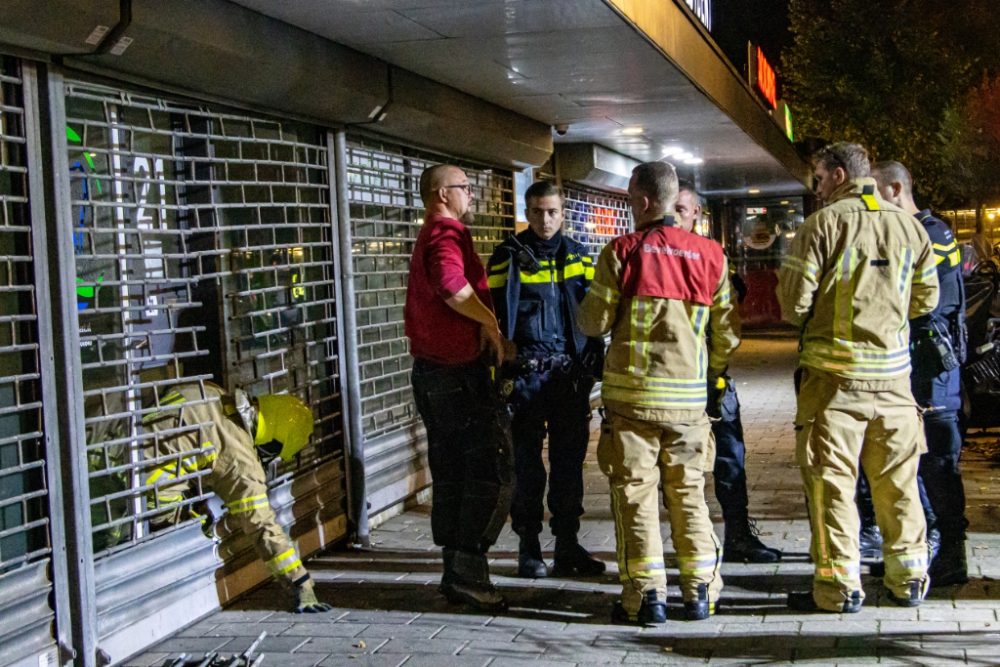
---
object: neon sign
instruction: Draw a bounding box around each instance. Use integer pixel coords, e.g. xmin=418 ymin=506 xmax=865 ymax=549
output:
xmin=754 ymin=46 xmax=777 ymax=109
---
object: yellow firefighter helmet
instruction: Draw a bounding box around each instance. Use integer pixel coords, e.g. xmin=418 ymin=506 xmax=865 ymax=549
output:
xmin=254 ymin=394 xmax=314 ymax=462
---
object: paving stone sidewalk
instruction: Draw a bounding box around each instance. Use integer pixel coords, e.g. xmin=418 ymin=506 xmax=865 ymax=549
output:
xmin=129 ymin=336 xmax=1000 ymax=667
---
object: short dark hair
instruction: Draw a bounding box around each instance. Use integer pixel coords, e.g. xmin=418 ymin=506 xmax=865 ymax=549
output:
xmin=631 ymin=161 xmax=679 ymax=214
xmin=812 ymin=142 xmax=871 ymax=180
xmin=677 ymin=179 xmax=697 ymax=196
xmin=871 ymin=161 xmax=913 ymax=195
xmin=524 ymin=181 xmax=563 ymax=208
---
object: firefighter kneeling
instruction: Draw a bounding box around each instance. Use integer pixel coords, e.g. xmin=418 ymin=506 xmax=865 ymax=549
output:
xmin=579 ymin=161 xmax=740 ymax=624
xmin=142 ymin=381 xmax=333 ymax=613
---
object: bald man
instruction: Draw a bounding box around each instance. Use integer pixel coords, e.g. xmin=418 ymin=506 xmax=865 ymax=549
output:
xmin=405 ymin=164 xmax=517 ymax=611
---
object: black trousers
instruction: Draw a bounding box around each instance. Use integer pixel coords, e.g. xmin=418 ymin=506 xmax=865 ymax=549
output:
xmin=708 ymin=378 xmax=749 ymax=526
xmin=411 ymin=357 xmax=515 ymax=554
xmin=509 ymin=372 xmax=594 ymax=538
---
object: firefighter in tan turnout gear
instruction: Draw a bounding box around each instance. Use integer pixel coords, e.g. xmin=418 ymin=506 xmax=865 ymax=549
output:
xmin=579 ymin=161 xmax=740 ymax=624
xmin=778 ymin=143 xmax=939 ymax=613
xmin=141 ymin=381 xmax=334 ymax=613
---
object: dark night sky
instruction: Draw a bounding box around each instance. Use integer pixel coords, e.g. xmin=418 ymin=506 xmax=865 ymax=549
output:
xmin=711 ymin=0 xmax=792 ymax=82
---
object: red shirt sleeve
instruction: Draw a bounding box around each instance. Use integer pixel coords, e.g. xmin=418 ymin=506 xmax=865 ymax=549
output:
xmin=425 ymin=220 xmax=471 ymax=299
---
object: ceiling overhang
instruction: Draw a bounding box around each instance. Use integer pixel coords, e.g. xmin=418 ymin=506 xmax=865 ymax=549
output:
xmin=227 ymin=0 xmax=809 ymax=197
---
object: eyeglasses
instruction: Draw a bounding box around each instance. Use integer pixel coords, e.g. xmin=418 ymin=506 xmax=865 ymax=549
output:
xmin=443 ymin=184 xmax=473 ymax=195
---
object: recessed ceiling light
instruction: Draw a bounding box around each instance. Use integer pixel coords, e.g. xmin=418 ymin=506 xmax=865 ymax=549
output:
xmin=748 ymin=189 xmax=761 ymax=194
xmin=662 ymin=146 xmax=684 ymax=156
xmin=780 ymin=200 xmax=789 ymax=205
xmin=621 ymin=127 xmax=643 ymax=135
xmin=683 ymin=158 xmax=704 ymax=165
xmin=788 ymin=209 xmax=796 ymax=213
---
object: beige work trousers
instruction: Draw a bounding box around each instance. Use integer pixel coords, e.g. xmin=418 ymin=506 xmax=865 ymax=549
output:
xmin=597 ymin=408 xmax=723 ymax=618
xmin=796 ymin=367 xmax=929 ymax=610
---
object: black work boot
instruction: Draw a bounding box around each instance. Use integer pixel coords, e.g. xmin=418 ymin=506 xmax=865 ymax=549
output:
xmin=886 ymin=580 xmax=924 ymax=607
xmin=552 ymin=536 xmax=606 ymax=577
xmin=441 ymin=547 xmax=458 ymax=586
xmin=859 ymin=524 xmax=883 ymax=559
xmin=926 ymin=527 xmax=942 ymax=564
xmin=787 ymin=590 xmax=862 ymax=614
xmin=611 ymin=590 xmax=667 ymax=626
xmin=928 ymin=539 xmax=969 ymax=587
xmin=723 ymin=518 xmax=781 ymax=563
xmin=439 ymin=550 xmax=508 ymax=612
xmin=683 ymin=583 xmax=715 ymax=621
xmin=517 ymin=533 xmax=548 ymax=579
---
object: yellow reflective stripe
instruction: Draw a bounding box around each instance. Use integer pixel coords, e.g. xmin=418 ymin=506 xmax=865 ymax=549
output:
xmin=629 ymin=298 xmax=654 ymax=375
xmin=897 ymin=249 xmax=915 ymax=347
xmin=782 ymin=255 xmax=820 ymax=280
xmin=585 ymin=266 xmax=595 ymax=280
xmin=861 ymin=193 xmax=880 ymax=211
xmin=160 ymin=393 xmax=186 ymax=406
xmin=884 ymin=550 xmax=928 ymax=579
xmin=932 ymin=242 xmax=957 ymax=252
xmin=833 ymin=249 xmax=858 ymax=345
xmin=801 ymin=342 xmax=911 ymax=378
xmin=934 ymin=253 xmax=945 ymax=266
xmin=815 ymin=560 xmax=861 ymax=582
xmin=563 ymin=261 xmax=587 ymax=280
xmin=265 ymin=548 xmax=302 ymax=577
xmin=488 ymin=273 xmax=507 ymax=289
xmin=520 ymin=270 xmax=556 ymax=283
xmin=491 ymin=258 xmax=511 ymax=271
xmin=588 ymin=281 xmax=618 ymax=304
xmin=226 ymin=493 xmax=270 ymax=515
xmin=602 ymin=370 xmax=707 ymax=408
xmin=912 ymin=264 xmax=937 ymax=283
xmin=713 ymin=287 xmax=732 ymax=308
xmin=948 ymin=250 xmax=960 ymax=267
xmin=677 ymin=554 xmax=720 ymax=576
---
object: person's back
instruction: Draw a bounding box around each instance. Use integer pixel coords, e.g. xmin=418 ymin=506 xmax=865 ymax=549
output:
xmin=578 ymin=161 xmax=739 ymax=626
xmin=593 ymin=225 xmax=737 ymax=420
xmin=777 ymin=143 xmax=937 ymax=615
xmin=781 ymin=181 xmax=938 ymax=383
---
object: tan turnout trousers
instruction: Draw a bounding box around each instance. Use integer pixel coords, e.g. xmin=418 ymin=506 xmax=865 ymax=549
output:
xmin=796 ymin=367 xmax=929 ymax=610
xmin=597 ymin=408 xmax=723 ymax=617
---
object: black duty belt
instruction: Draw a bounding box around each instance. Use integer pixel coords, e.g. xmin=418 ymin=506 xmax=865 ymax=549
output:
xmin=515 ymin=353 xmax=573 ymax=375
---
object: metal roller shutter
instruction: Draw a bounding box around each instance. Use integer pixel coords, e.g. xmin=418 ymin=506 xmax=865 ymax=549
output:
xmin=61 ymin=78 xmax=347 ymax=653
xmin=0 ymin=56 xmax=58 ymax=667
xmin=345 ymin=136 xmax=514 ymax=520
xmin=560 ymin=183 xmax=632 ymax=405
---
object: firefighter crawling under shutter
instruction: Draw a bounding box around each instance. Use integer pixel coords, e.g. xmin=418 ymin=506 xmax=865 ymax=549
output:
xmin=141 ymin=381 xmax=334 ymax=613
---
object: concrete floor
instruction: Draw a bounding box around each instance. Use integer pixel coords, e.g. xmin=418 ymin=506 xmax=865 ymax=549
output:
xmin=128 ymin=336 xmax=1000 ymax=666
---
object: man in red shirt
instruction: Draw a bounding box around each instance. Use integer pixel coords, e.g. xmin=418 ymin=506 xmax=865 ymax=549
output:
xmin=405 ymin=164 xmax=517 ymax=612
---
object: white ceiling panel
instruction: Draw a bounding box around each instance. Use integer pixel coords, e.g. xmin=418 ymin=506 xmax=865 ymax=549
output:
xmin=229 ymin=0 xmax=807 ymax=196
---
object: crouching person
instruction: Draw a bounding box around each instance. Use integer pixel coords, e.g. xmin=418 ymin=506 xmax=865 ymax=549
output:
xmin=142 ymin=381 xmax=333 ymax=613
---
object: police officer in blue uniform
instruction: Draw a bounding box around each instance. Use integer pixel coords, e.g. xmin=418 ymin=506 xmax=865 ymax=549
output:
xmin=675 ymin=181 xmax=781 ymax=563
xmin=872 ymin=161 xmax=969 ymax=585
xmin=487 ymin=181 xmax=606 ymax=578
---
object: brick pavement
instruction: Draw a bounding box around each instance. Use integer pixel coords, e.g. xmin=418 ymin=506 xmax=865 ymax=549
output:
xmin=128 ymin=336 xmax=1000 ymax=667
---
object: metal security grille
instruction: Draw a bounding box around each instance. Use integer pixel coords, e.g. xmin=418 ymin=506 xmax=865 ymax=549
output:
xmin=562 ymin=184 xmax=632 ymax=257
xmin=346 ymin=136 xmax=514 ymax=438
xmin=0 ymin=57 xmax=50 ymax=576
xmin=64 ymin=80 xmax=344 ymax=557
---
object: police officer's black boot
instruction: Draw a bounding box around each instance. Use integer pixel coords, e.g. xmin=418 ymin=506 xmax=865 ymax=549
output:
xmin=611 ymin=590 xmax=667 ymax=626
xmin=928 ymin=538 xmax=969 ymax=587
xmin=859 ymin=524 xmax=883 ymax=559
xmin=439 ymin=550 xmax=508 ymax=612
xmin=517 ymin=533 xmax=547 ymax=579
xmin=683 ymin=583 xmax=715 ymax=621
xmin=552 ymin=535 xmax=606 ymax=577
xmin=723 ymin=517 xmax=781 ymax=563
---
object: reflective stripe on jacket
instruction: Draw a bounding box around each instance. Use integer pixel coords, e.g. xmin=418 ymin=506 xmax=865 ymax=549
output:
xmin=141 ymin=382 xmax=306 ymax=584
xmin=578 ymin=219 xmax=740 ymax=421
xmin=777 ymin=179 xmax=939 ymax=384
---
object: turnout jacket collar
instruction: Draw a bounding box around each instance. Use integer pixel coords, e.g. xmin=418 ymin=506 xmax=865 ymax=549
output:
xmin=825 ymin=178 xmax=881 ymax=207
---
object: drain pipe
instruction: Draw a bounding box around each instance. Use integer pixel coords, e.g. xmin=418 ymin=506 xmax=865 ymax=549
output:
xmin=333 ymin=130 xmax=370 ymax=547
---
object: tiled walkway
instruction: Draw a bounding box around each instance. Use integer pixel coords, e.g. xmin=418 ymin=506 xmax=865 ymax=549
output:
xmin=129 ymin=337 xmax=1000 ymax=666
